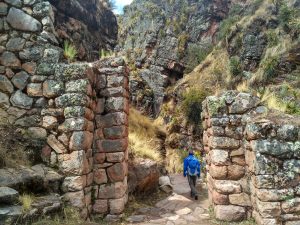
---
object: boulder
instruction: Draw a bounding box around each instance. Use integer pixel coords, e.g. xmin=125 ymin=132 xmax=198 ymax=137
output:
xmin=0 ymin=187 xmax=19 ymax=204
xmin=0 ymin=205 xmax=22 ymax=224
xmin=214 ymin=205 xmax=246 ymax=221
xmin=0 ymin=167 xmax=44 ymax=192
xmin=10 ymin=90 xmax=33 ymax=109
xmin=7 ymin=7 xmax=42 ymax=32
xmin=128 ymin=159 xmax=159 ymax=193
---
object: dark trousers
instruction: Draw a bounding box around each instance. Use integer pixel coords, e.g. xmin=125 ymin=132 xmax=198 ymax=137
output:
xmin=187 ymin=175 xmax=198 ymax=197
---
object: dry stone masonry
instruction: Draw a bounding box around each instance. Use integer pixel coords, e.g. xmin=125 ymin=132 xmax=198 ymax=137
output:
xmin=0 ymin=0 xmax=129 ymax=218
xmin=202 ymin=91 xmax=300 ymax=225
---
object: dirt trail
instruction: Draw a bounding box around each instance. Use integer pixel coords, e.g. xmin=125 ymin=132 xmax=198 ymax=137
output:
xmin=128 ymin=174 xmax=212 ymax=225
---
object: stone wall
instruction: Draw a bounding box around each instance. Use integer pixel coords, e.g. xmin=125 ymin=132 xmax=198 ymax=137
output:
xmin=0 ymin=0 xmax=129 ymax=218
xmin=202 ymin=91 xmax=300 ymax=225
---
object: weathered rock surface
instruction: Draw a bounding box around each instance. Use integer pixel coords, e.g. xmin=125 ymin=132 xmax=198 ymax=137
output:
xmin=128 ymin=159 xmax=160 ymax=193
xmin=48 ymin=0 xmax=118 ymax=61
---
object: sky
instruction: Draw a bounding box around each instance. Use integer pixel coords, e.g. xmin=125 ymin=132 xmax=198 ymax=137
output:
xmin=114 ymin=0 xmax=133 ymax=14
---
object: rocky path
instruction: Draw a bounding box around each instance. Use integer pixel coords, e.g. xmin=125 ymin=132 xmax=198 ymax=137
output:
xmin=126 ymin=174 xmax=212 ymax=225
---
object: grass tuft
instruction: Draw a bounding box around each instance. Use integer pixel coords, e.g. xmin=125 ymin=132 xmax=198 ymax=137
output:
xmin=63 ymin=41 xmax=77 ymax=62
xmin=129 ymin=108 xmax=165 ymax=162
xmin=19 ymin=194 xmax=35 ymax=213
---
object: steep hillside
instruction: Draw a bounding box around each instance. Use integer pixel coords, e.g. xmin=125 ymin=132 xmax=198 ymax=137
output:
xmin=179 ymin=0 xmax=300 ymax=114
xmin=118 ymin=0 xmax=240 ymax=116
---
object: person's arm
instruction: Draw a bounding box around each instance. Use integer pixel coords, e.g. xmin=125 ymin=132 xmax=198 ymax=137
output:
xmin=197 ymin=161 xmax=201 ymax=178
xmin=183 ymin=158 xmax=188 ymax=177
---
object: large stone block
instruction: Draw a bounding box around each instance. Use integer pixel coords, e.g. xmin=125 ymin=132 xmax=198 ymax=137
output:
xmin=96 ymin=139 xmax=128 ymax=153
xmin=64 ymin=190 xmax=85 ymax=208
xmin=227 ymin=164 xmax=245 ymax=180
xmin=0 ymin=75 xmax=14 ymax=94
xmin=27 ymin=83 xmax=43 ymax=97
xmin=6 ymin=37 xmax=25 ymax=51
xmin=98 ymin=179 xmax=127 ymax=199
xmin=229 ymin=193 xmax=251 ymax=206
xmin=277 ymin=125 xmax=298 ymax=142
xmin=109 ymin=195 xmax=127 ymax=215
xmin=94 ymin=168 xmax=107 ymax=185
xmin=43 ymin=80 xmax=64 ymax=98
xmin=100 ymin=87 xmax=128 ymax=98
xmin=69 ymin=131 xmax=93 ymax=151
xmin=12 ymin=71 xmax=29 ymax=90
xmin=64 ymin=106 xmax=94 ymax=121
xmin=256 ymin=199 xmax=281 ymax=218
xmin=58 ymin=118 xmax=93 ymax=132
xmin=55 ymin=93 xmax=89 ymax=107
xmin=103 ymin=126 xmax=128 ymax=139
xmin=106 ymin=152 xmax=125 ymax=163
xmin=7 ymin=7 xmax=42 ymax=32
xmin=47 ymin=135 xmax=67 ymax=154
xmin=93 ymin=199 xmax=108 ymax=214
xmin=60 ymin=150 xmax=89 ymax=175
xmin=107 ymin=162 xmax=127 ymax=182
xmin=228 ymin=92 xmax=260 ymax=114
xmin=253 ymin=175 xmax=275 ymax=189
xmin=66 ymin=79 xmax=92 ymax=95
xmin=10 ymin=90 xmax=33 ymax=109
xmin=251 ymin=140 xmax=293 ymax=159
xmin=62 ymin=176 xmax=85 ymax=192
xmin=211 ymin=137 xmax=240 ymax=149
xmin=214 ymin=180 xmax=242 ymax=194
xmin=95 ymin=112 xmax=128 ymax=128
xmin=107 ymin=75 xmax=128 ymax=88
xmin=105 ymin=97 xmax=129 ymax=113
xmin=212 ymin=190 xmax=229 ymax=205
xmin=214 ymin=205 xmax=246 ymax=222
xmin=256 ymin=189 xmax=294 ymax=202
xmin=282 ymin=198 xmax=300 ymax=214
xmin=209 ymin=164 xmax=227 ymax=180
xmin=210 ymin=149 xmax=230 ymax=166
xmin=0 ymin=51 xmax=21 ymax=68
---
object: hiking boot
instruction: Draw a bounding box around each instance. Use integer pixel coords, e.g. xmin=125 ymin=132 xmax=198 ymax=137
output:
xmin=195 ymin=196 xmax=198 ymax=200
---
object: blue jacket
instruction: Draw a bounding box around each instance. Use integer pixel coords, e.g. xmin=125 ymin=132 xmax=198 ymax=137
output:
xmin=183 ymin=154 xmax=201 ymax=177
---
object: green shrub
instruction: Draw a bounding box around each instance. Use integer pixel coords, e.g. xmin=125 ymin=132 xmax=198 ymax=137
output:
xmin=185 ymin=44 xmax=213 ymax=73
xmin=177 ymin=32 xmax=189 ymax=58
xmin=262 ymin=56 xmax=279 ymax=80
xmin=229 ymin=56 xmax=242 ymax=76
xmin=279 ymin=4 xmax=295 ymax=27
xmin=266 ymin=30 xmax=279 ymax=47
xmin=63 ymin=41 xmax=77 ymax=62
xmin=217 ymin=15 xmax=241 ymax=41
xmin=99 ymin=49 xmax=113 ymax=59
xmin=181 ymin=89 xmax=207 ymax=126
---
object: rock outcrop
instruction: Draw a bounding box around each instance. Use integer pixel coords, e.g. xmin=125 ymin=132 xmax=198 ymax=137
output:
xmin=119 ymin=0 xmax=241 ymax=116
xmin=49 ymin=0 xmax=118 ymax=61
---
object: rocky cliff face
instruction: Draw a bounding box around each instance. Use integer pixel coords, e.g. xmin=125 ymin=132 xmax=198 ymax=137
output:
xmin=49 ymin=0 xmax=118 ymax=61
xmin=119 ymin=0 xmax=238 ymax=116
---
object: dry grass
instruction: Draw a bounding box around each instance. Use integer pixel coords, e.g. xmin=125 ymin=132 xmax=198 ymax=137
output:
xmin=182 ymin=48 xmax=231 ymax=95
xmin=129 ymin=108 xmax=165 ymax=162
xmin=19 ymin=194 xmax=35 ymax=213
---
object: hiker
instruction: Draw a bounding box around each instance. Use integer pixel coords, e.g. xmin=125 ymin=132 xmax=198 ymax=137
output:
xmin=183 ymin=149 xmax=201 ymax=200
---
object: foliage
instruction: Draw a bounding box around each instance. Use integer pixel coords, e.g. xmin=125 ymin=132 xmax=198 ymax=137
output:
xmin=177 ymin=32 xmax=189 ymax=58
xmin=229 ymin=56 xmax=242 ymax=77
xmin=63 ymin=41 xmax=77 ymax=62
xmin=266 ymin=30 xmax=279 ymax=47
xmin=217 ymin=15 xmax=241 ymax=41
xmin=19 ymin=194 xmax=35 ymax=213
xmin=279 ymin=3 xmax=295 ymax=27
xmin=185 ymin=43 xmax=213 ymax=73
xmin=99 ymin=49 xmax=113 ymax=59
xmin=261 ymin=56 xmax=279 ymax=80
xmin=181 ymin=89 xmax=207 ymax=126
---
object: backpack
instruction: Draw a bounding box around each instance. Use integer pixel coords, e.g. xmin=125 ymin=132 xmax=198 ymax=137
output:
xmin=188 ymin=157 xmax=198 ymax=176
